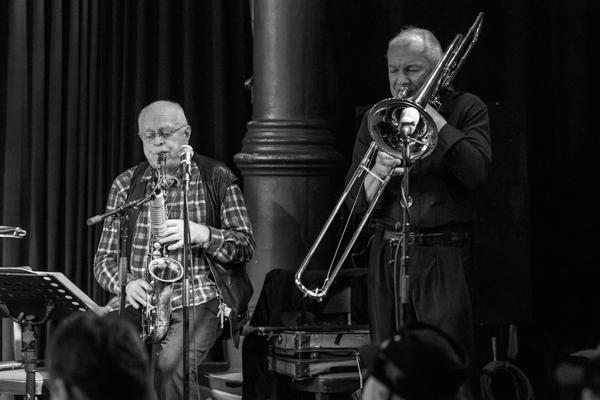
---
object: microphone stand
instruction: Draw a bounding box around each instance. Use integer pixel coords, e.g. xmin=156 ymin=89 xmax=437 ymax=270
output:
xmin=118 ymin=216 xmax=129 ymax=314
xmin=181 ymin=162 xmax=191 ymax=400
xmin=87 ymin=191 xmax=158 ymax=315
xmin=395 ymin=125 xmax=414 ymax=331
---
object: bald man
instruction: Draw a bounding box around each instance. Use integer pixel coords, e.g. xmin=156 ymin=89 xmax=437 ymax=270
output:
xmin=93 ymin=100 xmax=255 ymax=400
xmin=346 ymin=27 xmax=491 ymax=355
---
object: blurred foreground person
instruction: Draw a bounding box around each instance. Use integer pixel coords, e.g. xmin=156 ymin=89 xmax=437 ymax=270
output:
xmin=359 ymin=322 xmax=470 ymax=400
xmin=47 ymin=312 xmax=154 ymax=400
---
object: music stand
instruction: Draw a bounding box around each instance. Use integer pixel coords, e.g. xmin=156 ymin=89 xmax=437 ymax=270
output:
xmin=0 ymin=267 xmax=101 ymax=399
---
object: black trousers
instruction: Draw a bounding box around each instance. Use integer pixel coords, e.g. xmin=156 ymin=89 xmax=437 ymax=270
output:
xmin=368 ymin=227 xmax=475 ymax=355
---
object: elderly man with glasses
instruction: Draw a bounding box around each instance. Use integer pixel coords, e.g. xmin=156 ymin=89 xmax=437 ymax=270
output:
xmin=93 ymin=100 xmax=255 ymax=400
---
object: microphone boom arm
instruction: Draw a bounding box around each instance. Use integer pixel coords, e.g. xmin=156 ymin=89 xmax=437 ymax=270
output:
xmin=86 ymin=190 xmax=157 ymax=226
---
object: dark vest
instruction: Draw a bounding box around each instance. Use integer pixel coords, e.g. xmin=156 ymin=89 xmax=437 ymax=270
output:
xmin=125 ymin=155 xmax=253 ymax=347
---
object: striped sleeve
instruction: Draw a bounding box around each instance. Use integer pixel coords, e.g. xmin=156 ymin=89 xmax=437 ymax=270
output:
xmin=93 ymin=169 xmax=136 ymax=294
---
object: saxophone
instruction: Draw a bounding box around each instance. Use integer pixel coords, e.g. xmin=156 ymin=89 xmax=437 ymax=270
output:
xmin=141 ymin=154 xmax=184 ymax=343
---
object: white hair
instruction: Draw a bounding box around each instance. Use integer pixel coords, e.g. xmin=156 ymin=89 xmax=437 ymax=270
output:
xmin=388 ymin=27 xmax=443 ymax=65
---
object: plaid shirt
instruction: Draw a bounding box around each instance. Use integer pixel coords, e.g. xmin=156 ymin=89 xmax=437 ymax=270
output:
xmin=93 ymin=161 xmax=254 ymax=312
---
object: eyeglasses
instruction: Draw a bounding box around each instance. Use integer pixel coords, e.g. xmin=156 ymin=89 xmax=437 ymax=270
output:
xmin=139 ymin=124 xmax=187 ymax=142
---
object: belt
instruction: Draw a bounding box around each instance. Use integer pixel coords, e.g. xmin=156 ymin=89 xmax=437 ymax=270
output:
xmin=382 ymin=229 xmax=471 ymax=246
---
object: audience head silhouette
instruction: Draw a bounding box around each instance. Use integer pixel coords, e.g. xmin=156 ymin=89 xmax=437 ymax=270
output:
xmin=47 ymin=312 xmax=153 ymax=400
xmin=360 ymin=322 xmax=469 ymax=400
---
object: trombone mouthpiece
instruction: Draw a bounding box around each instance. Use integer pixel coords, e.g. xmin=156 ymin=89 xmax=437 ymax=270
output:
xmin=396 ymin=87 xmax=409 ymax=99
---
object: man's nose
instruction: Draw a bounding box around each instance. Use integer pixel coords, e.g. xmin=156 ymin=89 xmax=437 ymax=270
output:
xmin=392 ymin=75 xmax=408 ymax=88
xmin=396 ymin=73 xmax=410 ymax=85
xmin=151 ymin=134 xmax=165 ymax=145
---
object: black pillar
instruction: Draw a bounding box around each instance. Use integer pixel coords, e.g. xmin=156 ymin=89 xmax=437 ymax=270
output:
xmin=234 ymin=0 xmax=341 ymax=309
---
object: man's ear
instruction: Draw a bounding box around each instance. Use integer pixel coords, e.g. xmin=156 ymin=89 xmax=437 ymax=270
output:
xmin=184 ymin=125 xmax=192 ymax=140
xmin=50 ymin=378 xmax=69 ymax=400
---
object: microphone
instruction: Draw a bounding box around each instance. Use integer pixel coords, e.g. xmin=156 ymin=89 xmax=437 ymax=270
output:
xmin=179 ymin=145 xmax=193 ymax=169
xmin=399 ymin=106 xmax=420 ymax=138
xmin=179 ymin=145 xmax=194 ymax=184
xmin=149 ymin=189 xmax=168 ymax=238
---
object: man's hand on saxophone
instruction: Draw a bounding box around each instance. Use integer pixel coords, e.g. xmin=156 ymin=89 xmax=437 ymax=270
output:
xmin=125 ymin=279 xmax=153 ymax=309
xmin=158 ymin=219 xmax=211 ymax=251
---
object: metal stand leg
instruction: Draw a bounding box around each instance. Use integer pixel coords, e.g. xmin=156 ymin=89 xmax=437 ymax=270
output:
xmin=21 ymin=318 xmax=41 ymax=399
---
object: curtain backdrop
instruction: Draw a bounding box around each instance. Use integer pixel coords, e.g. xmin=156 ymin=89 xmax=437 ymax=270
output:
xmin=1 ymin=0 xmax=599 ymax=388
xmin=0 ymin=0 xmax=252 ymax=361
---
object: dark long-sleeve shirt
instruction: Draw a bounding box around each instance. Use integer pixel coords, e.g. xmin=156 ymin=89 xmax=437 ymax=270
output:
xmin=346 ymin=89 xmax=492 ymax=231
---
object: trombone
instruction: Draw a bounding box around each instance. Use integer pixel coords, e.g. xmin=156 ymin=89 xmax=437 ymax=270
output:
xmin=295 ymin=12 xmax=484 ymax=300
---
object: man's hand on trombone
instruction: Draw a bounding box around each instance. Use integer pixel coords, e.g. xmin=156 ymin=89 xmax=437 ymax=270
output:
xmin=364 ymin=150 xmax=404 ymax=203
xmin=373 ymin=150 xmax=405 ymax=178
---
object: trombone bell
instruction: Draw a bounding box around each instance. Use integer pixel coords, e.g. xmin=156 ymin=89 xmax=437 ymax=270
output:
xmin=368 ymin=99 xmax=437 ymax=162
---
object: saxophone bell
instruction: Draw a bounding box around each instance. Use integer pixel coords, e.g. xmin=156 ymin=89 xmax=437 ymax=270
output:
xmin=141 ymin=256 xmax=184 ymax=344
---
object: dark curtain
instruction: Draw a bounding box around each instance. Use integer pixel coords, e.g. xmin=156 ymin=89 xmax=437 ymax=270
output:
xmin=528 ymin=0 xmax=597 ymax=350
xmin=0 ymin=0 xmax=252 ymax=360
